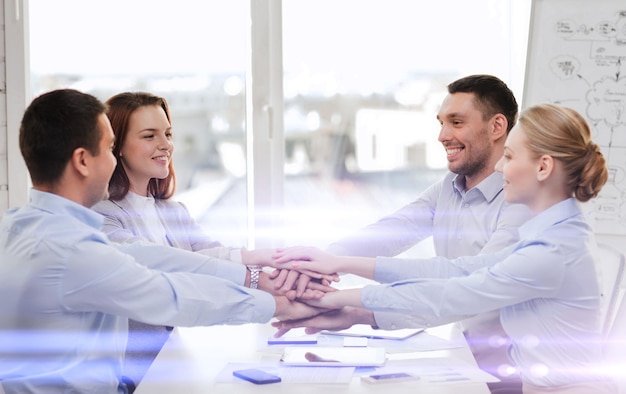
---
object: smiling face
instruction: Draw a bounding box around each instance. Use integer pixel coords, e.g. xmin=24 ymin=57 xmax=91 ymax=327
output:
xmin=437 ymin=92 xmax=495 ymax=185
xmin=119 ymin=105 xmax=173 ymax=196
xmin=495 ymin=124 xmax=539 ymax=208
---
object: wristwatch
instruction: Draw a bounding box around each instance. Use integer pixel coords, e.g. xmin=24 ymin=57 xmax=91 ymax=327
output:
xmin=247 ymin=265 xmax=262 ymax=289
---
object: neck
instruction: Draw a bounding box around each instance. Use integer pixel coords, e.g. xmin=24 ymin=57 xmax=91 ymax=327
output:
xmin=465 ymin=149 xmax=504 ymax=190
xmin=528 ymin=191 xmax=571 ymax=216
xmin=464 ymin=167 xmax=495 ymax=190
xmin=128 ymin=182 xmax=150 ymax=197
xmin=33 ymin=183 xmax=90 ymax=207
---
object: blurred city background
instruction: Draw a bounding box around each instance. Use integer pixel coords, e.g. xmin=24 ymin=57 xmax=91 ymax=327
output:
xmin=28 ymin=0 xmax=530 ymax=254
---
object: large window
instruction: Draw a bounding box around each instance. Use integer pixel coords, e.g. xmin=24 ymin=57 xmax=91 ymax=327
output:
xmin=28 ymin=0 xmax=531 ymax=252
xmin=276 ymin=0 xmax=530 ymax=253
xmin=29 ymin=0 xmax=251 ymax=245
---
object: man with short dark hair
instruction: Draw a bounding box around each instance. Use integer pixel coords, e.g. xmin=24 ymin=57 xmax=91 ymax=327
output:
xmin=0 ymin=89 xmax=321 ymax=393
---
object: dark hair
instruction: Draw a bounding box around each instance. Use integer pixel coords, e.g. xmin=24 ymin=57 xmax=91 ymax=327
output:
xmin=19 ymin=89 xmax=106 ymax=186
xmin=448 ymin=74 xmax=518 ymax=133
xmin=520 ymin=103 xmax=608 ymax=202
xmin=106 ymin=92 xmax=176 ymax=200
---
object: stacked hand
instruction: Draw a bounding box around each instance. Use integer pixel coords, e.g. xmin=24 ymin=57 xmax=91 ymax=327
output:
xmin=244 ymin=246 xmax=341 ymax=301
xmin=241 ymin=246 xmax=340 ymax=325
xmin=273 ymin=246 xmax=342 ymax=277
xmin=252 ymin=246 xmax=376 ymax=338
xmin=272 ymin=306 xmax=377 ymax=337
xmin=268 ymin=247 xmax=341 ymax=301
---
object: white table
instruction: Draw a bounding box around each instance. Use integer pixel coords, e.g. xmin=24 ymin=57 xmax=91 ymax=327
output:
xmin=135 ymin=322 xmax=491 ymax=394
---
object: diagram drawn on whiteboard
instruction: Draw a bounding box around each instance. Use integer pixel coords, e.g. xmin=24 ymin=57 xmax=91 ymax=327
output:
xmin=524 ymin=0 xmax=626 ymax=234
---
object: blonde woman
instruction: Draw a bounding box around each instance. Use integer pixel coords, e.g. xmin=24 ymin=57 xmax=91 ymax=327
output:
xmin=273 ymin=104 xmax=616 ymax=393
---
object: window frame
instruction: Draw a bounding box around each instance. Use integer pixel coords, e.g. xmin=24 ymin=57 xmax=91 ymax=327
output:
xmin=3 ymin=0 xmax=30 ymax=211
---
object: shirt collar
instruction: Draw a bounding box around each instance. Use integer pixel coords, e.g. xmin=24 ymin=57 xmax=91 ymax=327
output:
xmin=518 ymin=197 xmax=580 ymax=239
xmin=452 ymin=171 xmax=505 ymax=202
xmin=29 ymin=188 xmax=104 ymax=230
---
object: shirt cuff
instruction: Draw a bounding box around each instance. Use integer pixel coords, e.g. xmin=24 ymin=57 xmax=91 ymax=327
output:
xmin=230 ymin=248 xmax=244 ymax=263
xmin=246 ymin=289 xmax=276 ymax=323
xmin=212 ymin=260 xmax=247 ymax=286
xmin=362 ymin=284 xmax=432 ymax=330
xmin=373 ymin=256 xmax=402 ymax=283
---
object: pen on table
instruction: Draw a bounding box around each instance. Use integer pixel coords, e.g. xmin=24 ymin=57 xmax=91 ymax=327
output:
xmin=267 ymin=337 xmax=318 ymax=345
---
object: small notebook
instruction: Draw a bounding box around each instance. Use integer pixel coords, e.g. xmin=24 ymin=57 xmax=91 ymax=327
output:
xmin=320 ymin=324 xmax=424 ymax=340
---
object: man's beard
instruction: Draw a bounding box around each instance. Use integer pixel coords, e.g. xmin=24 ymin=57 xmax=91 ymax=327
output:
xmin=450 ymin=153 xmax=489 ymax=177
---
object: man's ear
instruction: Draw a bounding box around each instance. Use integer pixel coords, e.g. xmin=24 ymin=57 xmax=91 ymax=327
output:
xmin=491 ymin=114 xmax=508 ymax=140
xmin=537 ymin=154 xmax=554 ymax=181
xmin=71 ymin=147 xmax=90 ymax=177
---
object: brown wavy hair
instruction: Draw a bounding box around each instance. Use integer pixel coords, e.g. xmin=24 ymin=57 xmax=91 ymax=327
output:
xmin=106 ymin=92 xmax=176 ymax=200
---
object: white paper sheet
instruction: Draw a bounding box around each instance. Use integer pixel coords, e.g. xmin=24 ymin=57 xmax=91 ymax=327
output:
xmin=367 ymin=356 xmax=500 ymax=384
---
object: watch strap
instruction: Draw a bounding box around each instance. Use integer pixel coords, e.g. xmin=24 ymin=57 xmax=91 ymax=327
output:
xmin=247 ymin=265 xmax=262 ymax=289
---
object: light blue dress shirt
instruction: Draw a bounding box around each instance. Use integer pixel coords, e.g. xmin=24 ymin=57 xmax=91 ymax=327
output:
xmin=93 ymin=193 xmax=245 ymax=386
xmin=327 ymin=171 xmax=531 ymax=258
xmin=0 ymin=189 xmax=274 ymax=393
xmin=327 ymin=171 xmax=532 ymax=379
xmin=363 ymin=198 xmax=606 ymax=387
xmin=93 ymin=194 xmax=241 ymax=261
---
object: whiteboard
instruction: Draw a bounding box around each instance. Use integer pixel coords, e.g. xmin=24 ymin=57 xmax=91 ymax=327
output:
xmin=524 ymin=0 xmax=626 ymax=235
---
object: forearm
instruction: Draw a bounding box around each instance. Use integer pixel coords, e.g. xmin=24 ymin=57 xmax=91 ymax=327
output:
xmin=241 ymin=247 xmax=276 ymax=266
xmin=318 ymin=288 xmax=363 ymax=309
xmin=334 ymin=256 xmax=376 ymax=279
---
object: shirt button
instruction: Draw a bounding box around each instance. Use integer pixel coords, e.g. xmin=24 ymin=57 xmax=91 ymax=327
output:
xmin=390 ymin=324 xmax=397 ymax=330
